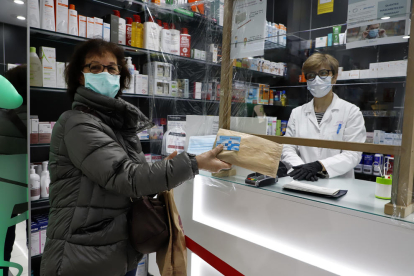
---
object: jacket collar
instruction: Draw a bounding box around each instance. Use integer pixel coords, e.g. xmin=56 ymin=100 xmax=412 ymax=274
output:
xmin=72 ymin=87 xmax=153 ymax=135
xmin=304 ymin=93 xmax=341 ymax=114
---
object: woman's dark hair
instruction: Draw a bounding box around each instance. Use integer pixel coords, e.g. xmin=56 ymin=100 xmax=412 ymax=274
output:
xmin=65 ymin=39 xmax=130 ymax=102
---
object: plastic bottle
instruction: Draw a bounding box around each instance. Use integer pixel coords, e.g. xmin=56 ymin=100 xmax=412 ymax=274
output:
xmin=30 ymin=165 xmax=41 ymax=201
xmin=68 ymin=4 xmax=78 ymax=36
xmin=180 ymin=28 xmax=191 ymax=57
xmin=125 ymin=57 xmax=135 ymax=94
xmin=161 ymin=22 xmax=172 ymax=54
xmin=143 ymin=17 xmax=160 ymax=51
xmin=126 ymin=17 xmax=133 ymax=46
xmin=40 ymin=161 xmax=50 ymax=198
xmin=169 ymin=24 xmax=181 ymax=56
xmin=281 ymin=90 xmax=287 ymax=106
xmin=30 ymin=47 xmax=43 ymax=87
xmin=157 ymin=20 xmax=163 ymax=51
xmin=132 ymin=15 xmax=144 ymax=48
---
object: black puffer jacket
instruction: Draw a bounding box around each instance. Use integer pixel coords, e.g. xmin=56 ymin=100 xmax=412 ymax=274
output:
xmin=40 ymin=87 xmax=198 ymax=276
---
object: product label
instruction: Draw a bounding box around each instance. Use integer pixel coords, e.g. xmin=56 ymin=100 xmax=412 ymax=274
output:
xmin=126 ymin=24 xmax=132 ymax=46
xmin=166 ymin=132 xmax=186 ymax=154
xmin=217 ymin=136 xmax=241 ymax=151
xmin=180 ymin=35 xmax=191 ymax=57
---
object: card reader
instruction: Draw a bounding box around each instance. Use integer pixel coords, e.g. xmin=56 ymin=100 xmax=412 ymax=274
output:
xmin=245 ymin=173 xmax=277 ymax=188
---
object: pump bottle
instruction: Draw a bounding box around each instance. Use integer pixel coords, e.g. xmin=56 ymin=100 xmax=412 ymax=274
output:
xmin=30 ymin=165 xmax=41 ymax=201
xmin=126 ymin=17 xmax=133 ymax=46
xmin=40 ymin=161 xmax=50 ymax=198
xmin=170 ymin=24 xmax=180 ymax=55
xmin=180 ymin=28 xmax=191 ymax=57
xmin=125 ymin=57 xmax=135 ymax=94
xmin=132 ymin=15 xmax=144 ymax=48
xmin=30 ymin=47 xmax=43 ymax=87
xmin=68 ymin=4 xmax=78 ymax=36
xmin=161 ymin=22 xmax=171 ymax=54
xmin=144 ymin=17 xmax=160 ymax=51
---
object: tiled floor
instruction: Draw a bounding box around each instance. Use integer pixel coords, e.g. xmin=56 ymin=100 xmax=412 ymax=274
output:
xmin=8 ymin=221 xmax=28 ymax=276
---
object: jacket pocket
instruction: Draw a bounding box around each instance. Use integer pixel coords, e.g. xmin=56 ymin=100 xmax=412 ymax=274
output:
xmin=73 ymin=218 xmax=114 ymax=235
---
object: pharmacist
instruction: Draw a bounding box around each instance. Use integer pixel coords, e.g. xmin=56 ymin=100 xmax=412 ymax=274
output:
xmin=281 ymin=53 xmax=366 ymax=181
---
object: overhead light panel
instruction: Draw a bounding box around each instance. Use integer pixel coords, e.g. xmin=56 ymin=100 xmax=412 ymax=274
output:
xmin=14 ymin=0 xmax=25 ymax=4
xmin=17 ymin=16 xmax=26 ymax=20
xmin=381 ymin=16 xmax=390 ymax=20
xmin=403 ymin=36 xmax=410 ymax=39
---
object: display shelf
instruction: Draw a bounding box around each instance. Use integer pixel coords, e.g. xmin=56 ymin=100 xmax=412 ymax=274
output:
xmin=198 ymin=172 xmax=414 ymax=224
xmin=30 ymin=28 xmax=221 ymax=67
xmin=233 ymin=67 xmax=284 ymax=79
xmin=31 ymin=198 xmax=50 ymax=210
xmin=30 ymin=144 xmax=51 ymax=148
xmin=270 ymin=78 xmax=406 ymax=89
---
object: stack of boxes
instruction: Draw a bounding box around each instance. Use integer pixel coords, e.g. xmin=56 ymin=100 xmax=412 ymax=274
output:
xmin=144 ymin=62 xmax=173 ymax=97
xmin=338 ymin=60 xmax=408 ymax=80
xmin=31 ymin=214 xmax=48 ymax=257
xmin=30 ymin=116 xmax=54 ymax=144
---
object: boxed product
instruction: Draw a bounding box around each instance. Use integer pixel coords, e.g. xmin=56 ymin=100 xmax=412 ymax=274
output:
xmin=377 ymin=62 xmax=390 ymax=78
xmin=56 ymin=62 xmax=66 ymax=88
xmin=248 ymin=58 xmax=259 ymax=71
xmin=145 ymin=154 xmax=152 ymax=163
xmin=191 ymin=49 xmax=202 ymax=60
xmin=200 ymin=51 xmax=206 ymax=61
xmin=245 ymin=83 xmax=259 ymax=104
xmin=138 ymin=129 xmax=149 ymax=140
xmin=94 ymin=17 xmax=103 ymax=39
xmin=263 ymin=60 xmax=271 ymax=73
xmin=143 ymin=62 xmax=172 ymax=80
xmin=359 ymin=69 xmax=370 ymax=79
xmin=349 ymin=70 xmax=360 ymax=79
xmin=39 ymin=122 xmax=52 ymax=144
xmin=31 ymin=222 xmax=40 ymax=256
xmin=87 ymin=17 xmax=95 ymax=39
xmin=232 ymin=80 xmax=245 ymax=103
xmin=209 ymin=44 xmax=218 ymax=63
xmin=178 ymin=79 xmax=189 ymax=98
xmin=39 ymin=46 xmax=56 ymax=88
xmin=135 ymin=74 xmax=148 ymax=95
xmin=150 ymin=126 xmax=164 ymax=140
xmin=151 ymin=154 xmax=162 ymax=162
xmin=149 ymin=78 xmax=171 ymax=96
xmin=55 ymin=0 xmax=68 ymax=34
xmin=369 ymin=63 xmax=378 ymax=78
xmin=193 ymin=82 xmax=202 ymax=99
xmin=171 ymin=81 xmax=178 ymax=97
xmin=78 ymin=15 xmax=87 ymax=37
xmin=39 ymin=219 xmax=48 ymax=253
xmin=315 ymin=36 xmax=328 ymax=48
xmin=259 ymin=84 xmax=270 ymax=104
xmin=30 ymin=116 xmax=39 ymax=144
xmin=103 ymin=23 xmax=111 ymax=42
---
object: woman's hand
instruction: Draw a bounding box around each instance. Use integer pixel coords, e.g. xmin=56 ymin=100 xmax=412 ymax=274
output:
xmin=196 ymin=145 xmax=232 ymax=173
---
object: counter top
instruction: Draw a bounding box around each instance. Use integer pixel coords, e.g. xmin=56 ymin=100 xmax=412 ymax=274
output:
xmin=199 ymin=171 xmax=414 ymax=225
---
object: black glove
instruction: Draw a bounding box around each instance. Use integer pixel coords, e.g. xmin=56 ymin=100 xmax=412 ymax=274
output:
xmin=288 ymin=161 xmax=323 ymax=182
xmin=277 ymin=161 xmax=288 ymax=177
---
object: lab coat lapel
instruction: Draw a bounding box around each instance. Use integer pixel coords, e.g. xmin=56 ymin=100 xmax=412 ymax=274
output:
xmin=319 ymin=93 xmax=340 ymax=127
xmin=304 ymin=99 xmax=320 ymax=130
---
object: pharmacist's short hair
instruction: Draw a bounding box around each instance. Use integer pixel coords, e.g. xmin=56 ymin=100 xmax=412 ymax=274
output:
xmin=302 ymin=53 xmax=339 ymax=76
xmin=65 ymin=39 xmax=130 ymax=102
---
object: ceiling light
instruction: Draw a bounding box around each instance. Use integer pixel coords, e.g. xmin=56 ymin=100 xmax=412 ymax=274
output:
xmin=403 ymin=36 xmax=410 ymax=39
xmin=17 ymin=16 xmax=26 ymax=20
xmin=381 ymin=16 xmax=390 ymax=20
xmin=14 ymin=0 xmax=24 ymax=4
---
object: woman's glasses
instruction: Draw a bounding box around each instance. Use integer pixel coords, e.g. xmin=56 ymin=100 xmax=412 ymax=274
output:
xmin=305 ymin=69 xmax=334 ymax=81
xmin=83 ymin=62 xmax=122 ymax=75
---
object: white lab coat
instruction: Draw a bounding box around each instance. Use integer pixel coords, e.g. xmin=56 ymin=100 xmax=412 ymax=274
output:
xmin=282 ymin=93 xmax=367 ymax=179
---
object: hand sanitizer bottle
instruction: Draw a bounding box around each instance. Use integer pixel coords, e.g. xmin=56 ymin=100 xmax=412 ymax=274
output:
xmin=40 ymin=161 xmax=50 ymax=198
xmin=30 ymin=165 xmax=41 ymax=201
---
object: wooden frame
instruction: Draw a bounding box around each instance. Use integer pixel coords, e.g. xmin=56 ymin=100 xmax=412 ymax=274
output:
xmin=218 ymin=0 xmax=414 ymax=218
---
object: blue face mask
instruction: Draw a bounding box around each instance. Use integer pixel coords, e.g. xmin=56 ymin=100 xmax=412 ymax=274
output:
xmin=368 ymin=29 xmax=379 ymax=38
xmin=83 ymin=72 xmax=120 ymax=98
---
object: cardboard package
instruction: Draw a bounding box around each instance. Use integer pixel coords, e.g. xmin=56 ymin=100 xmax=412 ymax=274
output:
xmin=215 ymin=128 xmax=283 ymax=178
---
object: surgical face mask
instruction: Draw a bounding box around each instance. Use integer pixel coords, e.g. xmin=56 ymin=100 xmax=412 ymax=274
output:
xmin=368 ymin=29 xmax=379 ymax=38
xmin=83 ymin=72 xmax=120 ymax=98
xmin=307 ymin=76 xmax=333 ymax=98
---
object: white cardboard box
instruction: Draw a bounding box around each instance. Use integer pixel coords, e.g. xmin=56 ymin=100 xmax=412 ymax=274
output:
xmin=135 ymin=74 xmax=148 ymax=95
xmin=78 ymin=15 xmax=87 ymax=37
xmin=86 ymin=17 xmax=95 ymax=38
xmin=103 ymin=23 xmax=110 ymax=42
xmin=149 ymin=78 xmax=171 ymax=96
xmin=55 ymin=0 xmax=68 ymax=33
xmin=369 ymin=63 xmax=378 ymax=78
xmin=340 ymin=71 xmax=350 ymax=80
xmin=210 ymin=44 xmax=218 ymax=63
xmin=56 ymin=62 xmax=66 ymax=88
xmin=377 ymin=62 xmax=390 ymax=78
xmin=193 ymin=82 xmax=202 ymax=99
xmin=349 ymin=70 xmax=360 ymax=79
xmin=359 ymin=69 xmax=370 ymax=79
xmin=39 ymin=46 xmax=56 ymax=87
xmin=315 ymin=36 xmax=327 ymax=48
xmin=94 ymin=17 xmax=103 ymax=39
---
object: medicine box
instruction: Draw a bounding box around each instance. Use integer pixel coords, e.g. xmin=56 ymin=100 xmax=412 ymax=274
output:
xmin=56 ymin=62 xmax=66 ymax=88
xmin=39 ymin=122 xmax=52 ymax=144
xmin=178 ymin=79 xmax=189 ymax=98
xmin=315 ymin=36 xmax=328 ymax=48
xmin=349 ymin=70 xmax=360 ymax=79
xmin=193 ymin=82 xmax=202 ymax=99
xmin=78 ymin=15 xmax=87 ymax=37
xmin=145 ymin=154 xmax=151 ymax=163
xmin=135 ymin=74 xmax=148 ymax=95
xmin=259 ymin=84 xmax=270 ymax=104
xmin=245 ymin=84 xmax=259 ymax=104
xmin=191 ymin=49 xmax=201 ymax=60
xmin=143 ymin=62 xmax=172 ymax=80
xmin=138 ymin=130 xmax=149 ymax=140
xmin=171 ymin=81 xmax=178 ymax=97
xmin=359 ymin=69 xmax=370 ymax=79
xmin=369 ymin=63 xmax=378 ymax=78
xmin=39 ymin=46 xmax=56 ymax=88
xmin=30 ymin=116 xmax=39 ymax=144
xmin=249 ymin=58 xmax=259 ymax=71
xmin=209 ymin=44 xmax=218 ymax=63
xmin=200 ymin=51 xmax=206 ymax=61
xmin=94 ymin=17 xmax=103 ymax=39
xmin=103 ymin=23 xmax=111 ymax=42
xmin=149 ymin=78 xmax=171 ymax=96
xmin=87 ymin=17 xmax=95 ymax=38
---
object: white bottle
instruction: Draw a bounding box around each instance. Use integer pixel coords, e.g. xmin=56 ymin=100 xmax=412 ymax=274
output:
xmin=144 ymin=17 xmax=160 ymax=51
xmin=28 ymin=0 xmax=40 ymax=28
xmin=40 ymin=161 xmax=50 ymax=198
xmin=125 ymin=57 xmax=135 ymax=94
xmin=30 ymin=165 xmax=41 ymax=201
xmin=170 ymin=24 xmax=181 ymax=55
xmin=272 ymin=23 xmax=278 ymax=43
xmin=160 ymin=22 xmax=172 ymax=54
xmin=267 ymin=22 xmax=271 ymax=41
xmin=40 ymin=0 xmax=55 ymax=31
xmin=30 ymin=47 xmax=43 ymax=87
xmin=68 ymin=4 xmax=78 ymax=36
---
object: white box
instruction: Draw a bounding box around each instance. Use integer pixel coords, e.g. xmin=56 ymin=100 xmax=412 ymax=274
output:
xmin=135 ymin=74 xmax=148 ymax=95
xmin=193 ymin=82 xmax=202 ymax=99
xmin=263 ymin=60 xmax=271 ymax=73
xmin=40 ymin=0 xmax=55 ymax=31
xmin=56 ymin=62 xmax=66 ymax=88
xmin=337 ymin=67 xmax=343 ymax=80
xmin=28 ymin=0 xmax=40 ymax=28
xmin=384 ymin=133 xmax=394 ymax=145
xmin=349 ymin=70 xmax=360 ymax=79
xmin=30 ymin=224 xmax=40 ymax=256
xmin=87 ymin=17 xmax=95 ymax=39
xmin=78 ymin=15 xmax=87 ymax=37
xmin=149 ymin=78 xmax=171 ymax=96
xmin=145 ymin=154 xmax=151 ymax=163
xmin=200 ymin=51 xmax=206 ymax=61
xmin=30 ymin=118 xmax=39 ymax=134
xmin=103 ymin=23 xmax=111 ymax=42
xmin=340 ymin=71 xmax=350 ymax=80
xmin=192 ymin=49 xmax=201 ymax=60
xmin=171 ymin=81 xmax=178 ymax=97
xmin=249 ymin=58 xmax=259 ymax=71
xmin=178 ymin=79 xmax=189 ymax=98
xmin=94 ymin=17 xmax=103 ymax=39
xmin=39 ymin=46 xmax=56 ymax=87
xmin=373 ymin=130 xmax=384 ymax=144
xmin=315 ymin=36 xmax=328 ymax=48
xmin=139 ymin=130 xmax=149 ymax=140
xmin=209 ymin=44 xmax=218 ymax=63
xmin=55 ymin=0 xmax=68 ymax=33
xmin=369 ymin=63 xmax=378 ymax=78
xmin=359 ymin=69 xmax=370 ymax=79
xmin=377 ymin=62 xmax=390 ymax=78
xmin=143 ymin=62 xmax=172 ymax=80
xmin=397 ymin=60 xmax=408 ymax=76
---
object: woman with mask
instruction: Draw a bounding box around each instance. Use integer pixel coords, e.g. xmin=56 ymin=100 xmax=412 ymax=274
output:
xmin=360 ymin=23 xmax=387 ymax=40
xmin=40 ymin=39 xmax=231 ymax=276
xmin=281 ymin=53 xmax=366 ymax=181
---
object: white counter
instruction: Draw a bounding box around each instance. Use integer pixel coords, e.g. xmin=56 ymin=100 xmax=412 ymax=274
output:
xmin=148 ymin=172 xmax=414 ymax=276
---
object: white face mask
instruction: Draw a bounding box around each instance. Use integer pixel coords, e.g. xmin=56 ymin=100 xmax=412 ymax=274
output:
xmin=307 ymin=76 xmax=333 ymax=98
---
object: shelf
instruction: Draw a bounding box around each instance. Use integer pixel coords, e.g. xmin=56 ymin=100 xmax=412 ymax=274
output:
xmin=233 ymin=67 xmax=285 ymax=79
xmin=30 ymin=28 xmax=221 ymax=67
xmin=30 ymin=144 xmax=51 ymax=148
xmin=31 ymin=198 xmax=50 ymax=210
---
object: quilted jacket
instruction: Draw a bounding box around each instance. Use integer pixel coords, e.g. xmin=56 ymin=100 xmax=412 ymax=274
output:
xmin=40 ymin=87 xmax=198 ymax=276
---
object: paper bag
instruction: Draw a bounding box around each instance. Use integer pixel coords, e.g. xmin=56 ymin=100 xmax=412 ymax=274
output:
xmin=215 ymin=128 xmax=283 ymax=178
xmin=156 ymin=190 xmax=187 ymax=276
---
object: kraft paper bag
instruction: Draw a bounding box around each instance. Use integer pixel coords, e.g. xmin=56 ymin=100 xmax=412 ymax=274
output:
xmin=215 ymin=128 xmax=283 ymax=178
xmin=156 ymin=190 xmax=187 ymax=276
